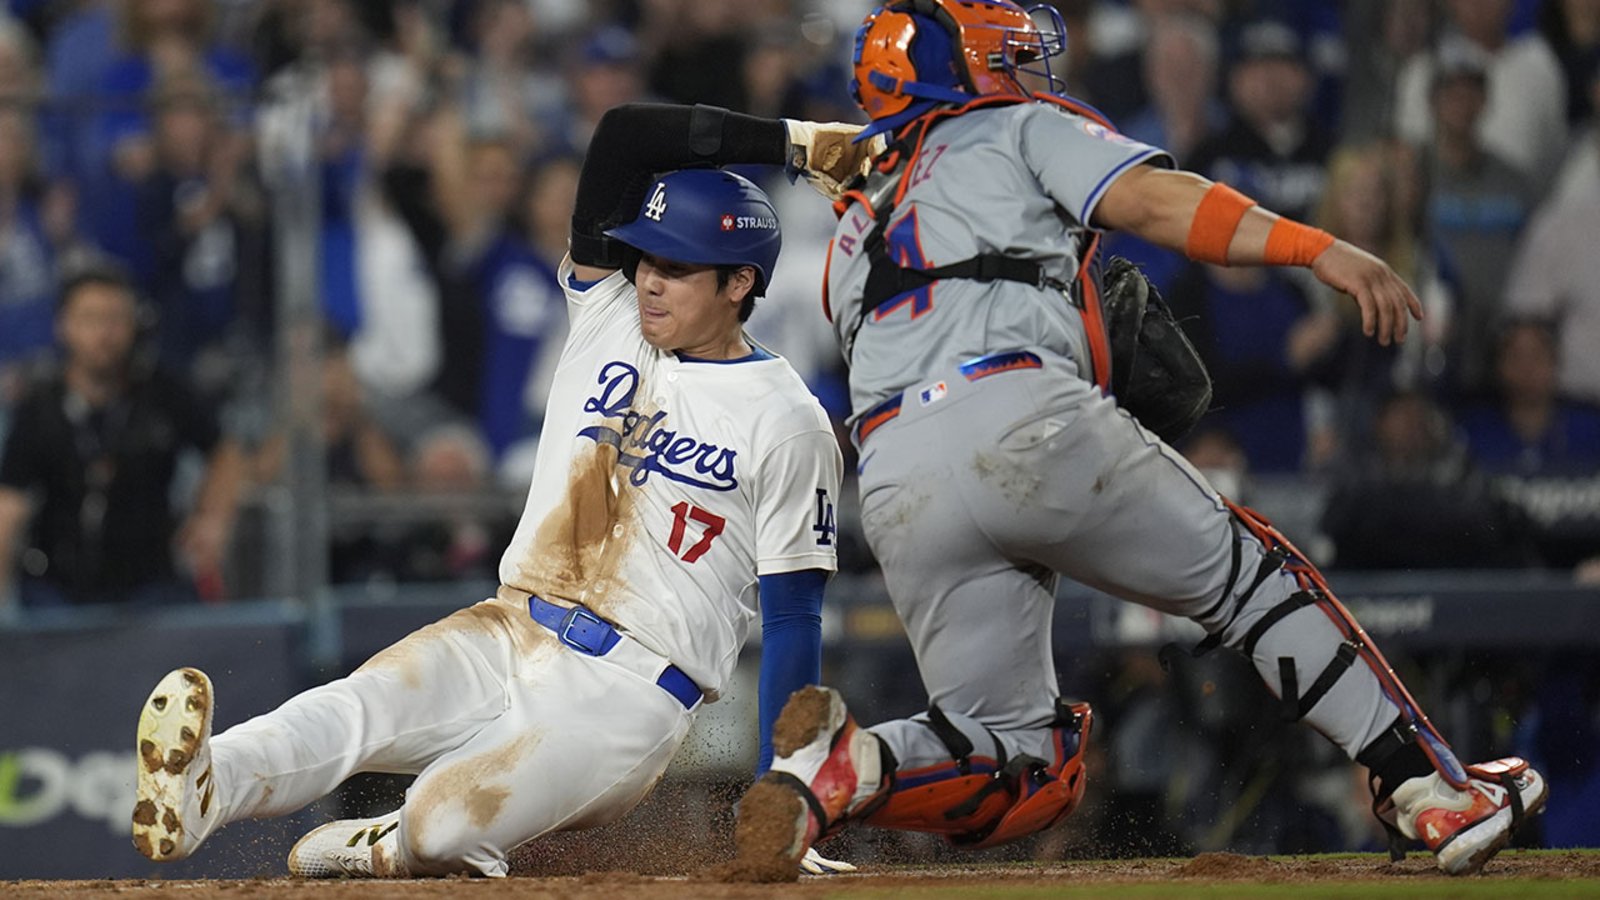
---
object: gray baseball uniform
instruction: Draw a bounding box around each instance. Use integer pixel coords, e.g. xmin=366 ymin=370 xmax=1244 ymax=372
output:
xmin=827 ymin=101 xmax=1399 ymax=775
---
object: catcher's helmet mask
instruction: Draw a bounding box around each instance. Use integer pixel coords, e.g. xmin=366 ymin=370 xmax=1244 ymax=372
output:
xmin=851 ymin=0 xmax=1068 ymax=124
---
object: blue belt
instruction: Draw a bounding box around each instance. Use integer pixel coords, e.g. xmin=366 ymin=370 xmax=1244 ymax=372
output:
xmin=523 ymin=591 xmax=702 ymax=710
xmin=853 ymin=350 xmax=1044 ymax=445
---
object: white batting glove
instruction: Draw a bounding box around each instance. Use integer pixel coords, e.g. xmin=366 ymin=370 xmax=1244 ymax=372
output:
xmin=783 ymin=119 xmax=887 ymax=201
xmin=799 ymin=846 xmax=857 ymax=875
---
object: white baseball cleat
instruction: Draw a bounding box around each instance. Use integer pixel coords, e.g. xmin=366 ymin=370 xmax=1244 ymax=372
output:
xmin=132 ymin=667 xmax=219 ymax=862
xmin=288 ymin=814 xmax=408 ymax=878
xmin=1389 ymin=757 xmax=1548 ymax=876
xmin=798 ymin=846 xmax=857 ymax=875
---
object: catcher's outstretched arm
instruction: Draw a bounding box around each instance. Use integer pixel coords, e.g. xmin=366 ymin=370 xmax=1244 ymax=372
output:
xmin=569 ymin=104 xmax=877 ymax=282
xmin=1093 ymin=164 xmax=1423 ymax=347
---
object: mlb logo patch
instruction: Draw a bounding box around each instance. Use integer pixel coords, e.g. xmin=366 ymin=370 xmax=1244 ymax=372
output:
xmin=918 ymin=381 xmax=948 ymax=406
xmin=720 ymin=214 xmax=736 ymax=232
xmin=1081 ymin=120 xmax=1137 ymax=146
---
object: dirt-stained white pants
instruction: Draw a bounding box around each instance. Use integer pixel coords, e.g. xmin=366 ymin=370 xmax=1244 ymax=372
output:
xmin=205 ymin=593 xmax=694 ymax=876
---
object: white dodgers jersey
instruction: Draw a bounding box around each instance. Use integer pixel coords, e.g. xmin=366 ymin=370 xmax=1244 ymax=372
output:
xmin=498 ymin=259 xmax=842 ymax=699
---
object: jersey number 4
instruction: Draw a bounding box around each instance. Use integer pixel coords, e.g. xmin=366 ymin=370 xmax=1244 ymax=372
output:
xmin=874 ymin=208 xmax=934 ymax=322
xmin=668 ymin=501 xmax=725 ymax=563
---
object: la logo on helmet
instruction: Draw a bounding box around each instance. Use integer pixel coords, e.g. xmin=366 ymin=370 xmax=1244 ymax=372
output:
xmin=644 ymin=182 xmax=668 ymax=222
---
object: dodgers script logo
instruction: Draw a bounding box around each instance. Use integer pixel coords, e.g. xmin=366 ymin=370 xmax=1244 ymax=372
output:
xmin=578 ymin=361 xmax=738 ymax=491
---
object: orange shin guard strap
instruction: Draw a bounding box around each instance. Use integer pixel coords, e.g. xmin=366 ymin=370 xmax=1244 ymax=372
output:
xmin=965 ymin=706 xmax=1093 ymax=849
xmin=864 ymin=705 xmax=1095 ymax=848
xmin=863 ymin=771 xmax=1014 ymax=837
xmin=1185 ymin=183 xmax=1256 ymax=265
xmin=1264 ymin=217 xmax=1336 ymax=267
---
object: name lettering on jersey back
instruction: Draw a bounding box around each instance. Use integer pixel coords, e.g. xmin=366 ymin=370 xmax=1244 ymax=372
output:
xmin=578 ymin=361 xmax=739 ymax=492
xmin=907 ymin=143 xmax=947 ymax=190
xmin=835 ymin=144 xmax=946 ymax=259
xmin=837 ymin=210 xmax=873 ymax=258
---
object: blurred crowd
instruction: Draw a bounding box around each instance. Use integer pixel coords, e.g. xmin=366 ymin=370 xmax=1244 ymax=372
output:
xmin=1 ymin=0 xmax=1599 ymax=612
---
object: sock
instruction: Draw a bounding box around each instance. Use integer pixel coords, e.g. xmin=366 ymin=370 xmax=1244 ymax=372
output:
xmin=1365 ymin=728 xmax=1437 ymax=802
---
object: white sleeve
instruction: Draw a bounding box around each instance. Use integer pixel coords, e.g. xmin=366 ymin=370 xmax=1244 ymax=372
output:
xmin=1526 ymin=44 xmax=1569 ymax=178
xmin=753 ymin=426 xmax=843 ymax=575
xmin=349 ymin=187 xmax=440 ymax=398
xmin=558 ymin=254 xmax=634 ymax=317
xmin=555 ymin=254 xmax=645 ymax=362
xmin=1504 ymin=204 xmax=1571 ymax=319
xmin=1393 ymin=57 xmax=1434 ymax=148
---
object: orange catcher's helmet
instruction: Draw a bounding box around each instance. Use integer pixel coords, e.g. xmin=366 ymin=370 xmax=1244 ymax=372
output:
xmin=851 ymin=0 xmax=1067 ymax=122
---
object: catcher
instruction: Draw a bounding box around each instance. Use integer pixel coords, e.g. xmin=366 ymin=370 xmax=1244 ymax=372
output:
xmin=730 ymin=0 xmax=1548 ymax=881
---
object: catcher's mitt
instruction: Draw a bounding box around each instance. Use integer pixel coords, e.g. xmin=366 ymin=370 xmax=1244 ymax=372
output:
xmin=1101 ymin=257 xmax=1212 ymax=444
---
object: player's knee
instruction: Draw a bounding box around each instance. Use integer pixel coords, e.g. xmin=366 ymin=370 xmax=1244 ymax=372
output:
xmin=398 ymin=814 xmax=506 ymax=877
xmin=1184 ymin=530 xmax=1296 ymax=641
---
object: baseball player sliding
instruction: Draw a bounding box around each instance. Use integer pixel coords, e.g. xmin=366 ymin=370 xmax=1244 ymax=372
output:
xmin=131 ymin=103 xmax=875 ymax=877
xmin=729 ymin=0 xmax=1548 ymax=881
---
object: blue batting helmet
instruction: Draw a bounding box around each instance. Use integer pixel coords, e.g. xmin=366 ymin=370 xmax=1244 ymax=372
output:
xmin=605 ymin=169 xmax=782 ymax=297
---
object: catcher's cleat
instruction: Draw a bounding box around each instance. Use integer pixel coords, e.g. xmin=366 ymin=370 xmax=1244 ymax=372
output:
xmin=288 ymin=814 xmax=408 ymax=878
xmin=1387 ymin=757 xmax=1548 ymax=876
xmin=732 ymin=686 xmax=886 ymax=882
xmin=132 ymin=667 xmax=219 ymax=862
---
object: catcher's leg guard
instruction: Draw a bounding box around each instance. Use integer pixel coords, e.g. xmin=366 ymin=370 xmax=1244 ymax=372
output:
xmin=864 ymin=699 xmax=1093 ymax=849
xmin=1186 ymin=500 xmax=1468 ymax=785
xmin=1183 ymin=501 xmax=1534 ymax=865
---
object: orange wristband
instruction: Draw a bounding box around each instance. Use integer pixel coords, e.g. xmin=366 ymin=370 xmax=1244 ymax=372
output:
xmin=1185 ymin=183 xmax=1256 ymax=265
xmin=1264 ymin=217 xmax=1336 ymax=267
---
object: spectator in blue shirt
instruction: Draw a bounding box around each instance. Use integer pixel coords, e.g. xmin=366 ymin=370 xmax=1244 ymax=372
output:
xmin=1106 ymin=13 xmax=1228 ymax=297
xmin=94 ymin=0 xmax=255 ymax=185
xmin=1421 ymin=44 xmax=1535 ymax=396
xmin=466 ymin=159 xmax=573 ymax=461
xmin=39 ymin=0 xmax=115 ymax=182
xmin=1460 ymin=318 xmax=1600 ymax=571
xmin=0 ymin=18 xmax=57 ymax=395
xmin=392 ymin=90 xmax=576 ymax=469
xmin=121 ymin=71 xmax=265 ymax=395
xmin=1189 ymin=20 xmax=1334 ymax=225
xmin=1461 ymin=319 xmax=1600 ymax=477
xmin=1323 ymin=389 xmax=1535 ymax=569
xmin=0 ymin=107 xmax=60 ymax=407
xmin=1166 ymin=263 xmax=1338 ymax=473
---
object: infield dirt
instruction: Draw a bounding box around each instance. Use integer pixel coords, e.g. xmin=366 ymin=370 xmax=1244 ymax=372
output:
xmin=9 ymin=851 xmax=1600 ymax=899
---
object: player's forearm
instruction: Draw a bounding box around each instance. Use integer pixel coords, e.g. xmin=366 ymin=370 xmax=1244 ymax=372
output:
xmin=0 ymin=488 xmax=30 ymax=606
xmin=193 ymin=439 xmax=248 ymax=526
xmin=755 ymin=569 xmax=827 ymax=775
xmin=1094 ymin=167 xmax=1330 ymax=268
xmin=571 ymin=103 xmax=788 ymax=267
xmin=757 ymin=615 xmax=823 ymax=774
xmin=426 ymin=106 xmax=477 ymax=240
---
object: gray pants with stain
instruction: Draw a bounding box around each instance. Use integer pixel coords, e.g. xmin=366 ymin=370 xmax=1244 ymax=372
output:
xmin=856 ymin=348 xmax=1398 ymax=776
